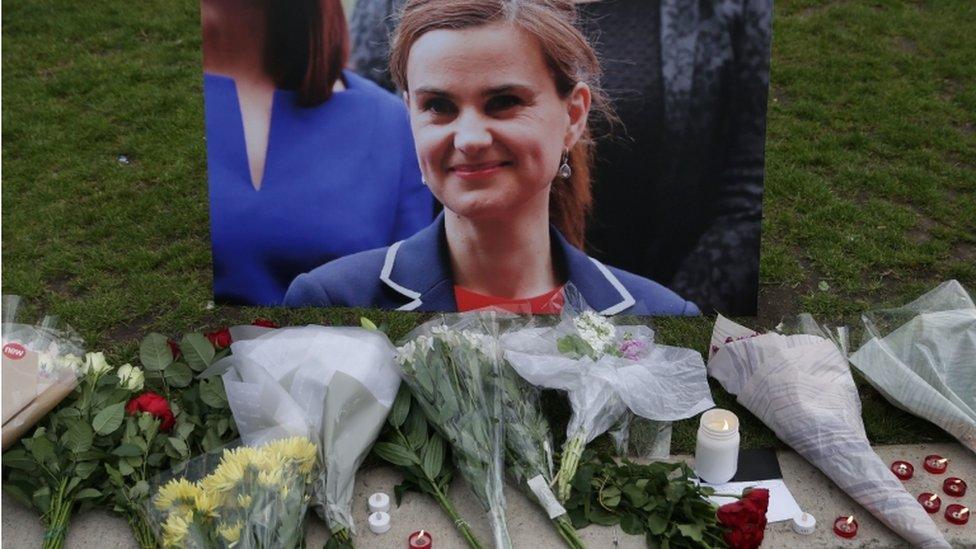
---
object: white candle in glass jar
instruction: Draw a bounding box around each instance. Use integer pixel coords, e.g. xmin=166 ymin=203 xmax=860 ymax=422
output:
xmin=695 ymin=408 xmax=740 ymax=484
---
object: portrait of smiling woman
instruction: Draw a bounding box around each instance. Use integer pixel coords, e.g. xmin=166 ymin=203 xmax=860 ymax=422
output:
xmin=285 ymin=0 xmax=698 ymax=315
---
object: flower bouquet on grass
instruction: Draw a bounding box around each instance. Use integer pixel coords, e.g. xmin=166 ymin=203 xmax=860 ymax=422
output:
xmin=149 ymin=437 xmax=317 ymax=548
xmin=395 ymin=314 xmax=512 ymax=548
xmin=501 ymin=294 xmax=714 ymax=502
xmin=566 ymin=449 xmax=770 ymax=549
xmin=202 ymin=325 xmax=401 ymax=548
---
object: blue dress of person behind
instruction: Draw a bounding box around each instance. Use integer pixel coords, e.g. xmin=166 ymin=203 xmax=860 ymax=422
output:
xmin=205 ymin=69 xmax=433 ymax=305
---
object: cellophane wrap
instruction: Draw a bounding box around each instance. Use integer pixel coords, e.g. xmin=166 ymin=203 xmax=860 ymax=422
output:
xmin=848 ymin=280 xmax=976 ymax=452
xmin=1 ymin=295 xmax=84 ymax=449
xmin=201 ymin=325 xmax=400 ymax=535
xmin=148 ymin=437 xmax=317 ymax=548
xmin=395 ymin=312 xmax=512 ymax=549
xmin=707 ymin=315 xmax=950 ymax=548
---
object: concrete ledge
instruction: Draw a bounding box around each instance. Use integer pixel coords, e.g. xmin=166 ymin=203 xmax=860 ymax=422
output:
xmin=3 ymin=443 xmax=973 ymax=547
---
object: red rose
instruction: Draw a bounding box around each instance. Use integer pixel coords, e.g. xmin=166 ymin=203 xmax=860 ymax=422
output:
xmin=251 ymin=318 xmax=279 ymax=328
xmin=125 ymin=391 xmax=176 ymax=431
xmin=718 ymin=488 xmax=769 ymax=549
xmin=167 ymin=339 xmax=181 ymax=360
xmin=205 ymin=327 xmax=232 ymax=349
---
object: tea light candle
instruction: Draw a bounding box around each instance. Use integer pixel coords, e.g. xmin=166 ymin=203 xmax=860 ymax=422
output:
xmin=369 ymin=492 xmax=391 ymax=513
xmin=792 ymin=512 xmax=816 ymax=535
xmin=833 ymin=516 xmax=858 ymax=539
xmin=694 ymin=409 xmax=740 ymax=484
xmin=890 ymin=460 xmax=914 ymax=481
xmin=943 ymin=477 xmax=967 ymax=498
xmin=408 ymin=530 xmax=433 ymax=548
xmin=923 ymin=455 xmax=948 ymax=474
xmin=918 ymin=493 xmax=941 ymax=514
xmin=945 ymin=505 xmax=970 ymax=526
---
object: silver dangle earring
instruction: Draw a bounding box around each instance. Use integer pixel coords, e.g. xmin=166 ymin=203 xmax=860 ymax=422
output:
xmin=558 ymin=151 xmax=572 ymax=179
xmin=421 ymin=176 xmax=429 ymax=186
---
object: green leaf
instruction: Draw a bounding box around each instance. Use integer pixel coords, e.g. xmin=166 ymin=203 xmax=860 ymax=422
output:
xmin=372 ymin=442 xmax=418 ymax=467
xmin=92 ymin=402 xmax=126 ymax=435
xmin=32 ymin=487 xmax=51 ymax=514
xmin=74 ymin=461 xmax=98 ymax=480
xmin=27 ymin=436 xmax=56 ymax=464
xmin=112 ymin=443 xmax=143 ymax=457
xmin=164 ymin=362 xmax=193 ymax=388
xmin=168 ymin=437 xmax=189 ymax=456
xmin=129 ymin=480 xmax=150 ymax=500
xmin=647 ymin=514 xmax=668 ymax=535
xmin=199 ymin=378 xmax=228 ymax=408
xmin=75 ymin=488 xmax=101 ymax=500
xmin=181 ymin=333 xmax=215 ymax=372
xmin=389 ymin=388 xmax=411 ymax=428
xmin=176 ymin=421 xmax=195 ymax=440
xmin=3 ymin=483 xmax=32 ymax=507
xmin=405 ymin=408 xmax=428 ymax=450
xmin=623 ymin=484 xmax=649 ymax=508
xmin=360 ymin=317 xmax=378 ymax=331
xmin=676 ymin=523 xmax=704 ymax=542
xmin=140 ymin=333 xmax=173 ymax=371
xmin=118 ymin=460 xmax=135 ymax=476
xmin=2 ymin=449 xmax=35 ymax=470
xmin=421 ymin=434 xmax=445 ymax=479
xmin=620 ymin=512 xmax=643 ymax=535
xmin=62 ymin=420 xmax=94 ymax=453
xmin=588 ymin=506 xmax=619 ymax=526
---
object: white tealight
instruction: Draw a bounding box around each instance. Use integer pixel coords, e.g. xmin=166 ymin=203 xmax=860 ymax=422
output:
xmin=368 ymin=511 xmax=391 ymax=534
xmin=792 ymin=512 xmax=816 ymax=535
xmin=369 ymin=492 xmax=391 ymax=514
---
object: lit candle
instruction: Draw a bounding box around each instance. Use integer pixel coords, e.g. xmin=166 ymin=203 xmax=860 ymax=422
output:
xmin=833 ymin=516 xmax=858 ymax=539
xmin=695 ymin=409 xmax=740 ymax=484
xmin=942 ymin=477 xmax=967 ymax=498
xmin=890 ymin=460 xmax=914 ymax=481
xmin=923 ymin=455 xmax=948 ymax=474
xmin=918 ymin=492 xmax=941 ymax=514
xmin=945 ymin=505 xmax=970 ymax=526
xmin=408 ymin=530 xmax=433 ymax=549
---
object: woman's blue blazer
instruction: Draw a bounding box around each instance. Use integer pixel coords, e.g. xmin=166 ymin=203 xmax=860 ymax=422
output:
xmin=284 ymin=214 xmax=700 ymax=316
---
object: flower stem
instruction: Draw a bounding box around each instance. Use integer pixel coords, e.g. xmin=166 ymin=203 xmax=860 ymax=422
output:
xmin=556 ymin=433 xmax=586 ymax=502
xmin=126 ymin=511 xmax=157 ymax=549
xmin=431 ymin=487 xmax=485 ymax=549
xmin=554 ymin=516 xmax=587 ymax=549
xmin=41 ymin=478 xmax=73 ymax=549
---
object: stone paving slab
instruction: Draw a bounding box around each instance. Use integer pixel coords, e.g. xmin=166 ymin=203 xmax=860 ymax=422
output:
xmin=3 ymin=443 xmax=973 ymax=548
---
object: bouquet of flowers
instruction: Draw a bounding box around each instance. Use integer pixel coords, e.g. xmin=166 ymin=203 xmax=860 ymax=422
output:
xmin=149 ymin=437 xmax=317 ymax=548
xmin=2 ymin=295 xmax=85 ymax=450
xmin=201 ymin=325 xmax=401 ymax=548
xmin=502 ymin=296 xmax=714 ymax=502
xmin=395 ymin=314 xmax=512 ymax=548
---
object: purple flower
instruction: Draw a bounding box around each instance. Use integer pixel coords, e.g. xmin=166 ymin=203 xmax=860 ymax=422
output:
xmin=618 ymin=338 xmax=647 ymax=361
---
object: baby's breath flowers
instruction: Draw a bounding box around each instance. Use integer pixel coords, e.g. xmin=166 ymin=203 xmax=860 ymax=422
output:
xmin=151 ymin=437 xmax=317 ymax=549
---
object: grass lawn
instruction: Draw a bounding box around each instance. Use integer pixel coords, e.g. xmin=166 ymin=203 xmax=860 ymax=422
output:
xmin=2 ymin=0 xmax=974 ymax=454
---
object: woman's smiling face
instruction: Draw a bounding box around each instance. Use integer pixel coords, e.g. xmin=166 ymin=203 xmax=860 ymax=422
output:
xmin=405 ymin=22 xmax=587 ymax=222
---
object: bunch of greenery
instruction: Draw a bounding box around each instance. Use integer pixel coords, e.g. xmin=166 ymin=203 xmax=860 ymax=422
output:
xmin=3 ymin=352 xmax=143 ymax=549
xmin=498 ymin=361 xmax=586 ymax=548
xmin=102 ymin=332 xmax=237 ymax=548
xmin=395 ymin=320 xmax=512 ymax=548
xmin=565 ymin=450 xmax=727 ymax=548
xmin=151 ymin=437 xmax=317 ymax=548
xmin=372 ymin=386 xmax=484 ymax=549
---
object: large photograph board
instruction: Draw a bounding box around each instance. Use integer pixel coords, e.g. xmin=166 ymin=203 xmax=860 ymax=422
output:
xmin=203 ymin=0 xmax=772 ymax=315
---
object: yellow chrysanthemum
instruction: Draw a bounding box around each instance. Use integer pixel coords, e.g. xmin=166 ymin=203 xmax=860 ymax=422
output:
xmin=154 ymin=479 xmax=202 ymax=512
xmin=265 ymin=437 xmax=317 ymax=475
xmin=257 ymin=467 xmax=284 ymax=488
xmin=201 ymin=447 xmax=257 ymax=493
xmin=193 ymin=489 xmax=220 ymax=516
xmin=161 ymin=513 xmax=191 ymax=548
xmin=237 ymin=494 xmax=253 ymax=508
xmin=218 ymin=521 xmax=243 ymax=544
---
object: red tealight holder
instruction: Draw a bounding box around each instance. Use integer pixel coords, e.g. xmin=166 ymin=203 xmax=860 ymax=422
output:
xmin=917 ymin=492 xmax=941 ymax=514
xmin=833 ymin=516 xmax=858 ymax=539
xmin=408 ymin=530 xmax=433 ymax=549
xmin=943 ymin=477 xmax=967 ymax=498
xmin=890 ymin=460 xmax=914 ymax=481
xmin=945 ymin=504 xmax=970 ymax=526
xmin=923 ymin=454 xmax=948 ymax=474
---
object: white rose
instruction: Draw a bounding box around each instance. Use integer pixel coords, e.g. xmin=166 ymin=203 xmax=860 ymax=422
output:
xmin=126 ymin=367 xmax=145 ymax=392
xmin=84 ymin=352 xmax=112 ymax=376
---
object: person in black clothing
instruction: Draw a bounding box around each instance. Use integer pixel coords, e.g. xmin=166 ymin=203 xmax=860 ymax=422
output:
xmin=349 ymin=0 xmax=772 ymax=315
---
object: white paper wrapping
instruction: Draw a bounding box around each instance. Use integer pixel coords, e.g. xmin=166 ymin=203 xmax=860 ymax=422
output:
xmin=708 ymin=316 xmax=950 ymax=548
xmin=203 ymin=325 xmax=400 ymax=534
xmin=849 ymin=280 xmax=976 ymax=452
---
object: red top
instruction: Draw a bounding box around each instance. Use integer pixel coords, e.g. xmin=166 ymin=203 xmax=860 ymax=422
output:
xmin=454 ymin=285 xmax=565 ymax=314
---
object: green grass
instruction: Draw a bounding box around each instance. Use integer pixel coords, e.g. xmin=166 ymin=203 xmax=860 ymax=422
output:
xmin=2 ymin=0 xmax=974 ymax=454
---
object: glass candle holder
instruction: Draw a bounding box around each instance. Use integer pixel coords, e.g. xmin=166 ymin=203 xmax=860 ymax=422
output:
xmin=923 ymin=454 xmax=948 ymax=474
xmin=833 ymin=516 xmax=858 ymax=539
xmin=945 ymin=504 xmax=970 ymax=526
xmin=918 ymin=492 xmax=941 ymax=514
xmin=408 ymin=530 xmax=433 ymax=549
xmin=694 ymin=409 xmax=740 ymax=484
xmin=943 ymin=477 xmax=967 ymax=498
xmin=890 ymin=460 xmax=914 ymax=481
